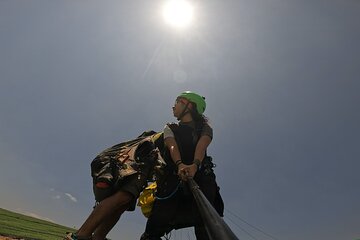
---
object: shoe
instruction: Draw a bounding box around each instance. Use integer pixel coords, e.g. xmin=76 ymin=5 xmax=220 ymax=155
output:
xmin=64 ymin=232 xmax=94 ymax=240
xmin=64 ymin=232 xmax=77 ymax=240
xmin=64 ymin=232 xmax=93 ymax=240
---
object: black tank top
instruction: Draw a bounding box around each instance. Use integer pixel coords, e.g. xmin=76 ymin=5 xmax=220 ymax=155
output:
xmin=169 ymin=123 xmax=199 ymax=165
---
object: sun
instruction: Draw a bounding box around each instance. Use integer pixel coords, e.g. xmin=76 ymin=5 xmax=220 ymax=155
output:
xmin=162 ymin=0 xmax=194 ymax=29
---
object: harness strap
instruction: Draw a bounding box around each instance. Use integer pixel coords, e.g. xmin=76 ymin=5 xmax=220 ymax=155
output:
xmin=177 ymin=102 xmax=191 ymax=120
xmin=155 ymin=182 xmax=181 ymax=200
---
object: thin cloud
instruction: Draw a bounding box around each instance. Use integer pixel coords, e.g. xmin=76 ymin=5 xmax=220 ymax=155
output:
xmin=49 ymin=188 xmax=61 ymax=200
xmin=65 ymin=193 xmax=78 ymax=203
xmin=52 ymin=195 xmax=61 ymax=200
xmin=49 ymin=188 xmax=76 ymax=202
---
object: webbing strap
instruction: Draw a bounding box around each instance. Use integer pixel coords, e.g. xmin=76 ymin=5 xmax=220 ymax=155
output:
xmin=155 ymin=182 xmax=181 ymax=200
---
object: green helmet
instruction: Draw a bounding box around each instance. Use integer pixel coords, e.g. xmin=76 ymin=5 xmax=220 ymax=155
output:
xmin=178 ymin=91 xmax=206 ymax=114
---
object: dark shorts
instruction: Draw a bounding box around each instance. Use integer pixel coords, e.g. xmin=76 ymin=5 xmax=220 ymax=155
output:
xmin=93 ymin=172 xmax=148 ymax=211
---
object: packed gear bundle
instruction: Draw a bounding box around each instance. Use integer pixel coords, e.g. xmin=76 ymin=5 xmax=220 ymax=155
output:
xmin=90 ymin=131 xmax=164 ymax=204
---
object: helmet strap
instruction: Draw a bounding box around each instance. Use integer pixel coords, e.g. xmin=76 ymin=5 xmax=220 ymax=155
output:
xmin=177 ymin=102 xmax=191 ymax=121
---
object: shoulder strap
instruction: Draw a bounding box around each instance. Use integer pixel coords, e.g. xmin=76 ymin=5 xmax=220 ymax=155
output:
xmin=166 ymin=122 xmax=179 ymax=132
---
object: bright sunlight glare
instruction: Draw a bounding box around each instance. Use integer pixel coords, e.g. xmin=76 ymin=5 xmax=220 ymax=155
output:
xmin=162 ymin=0 xmax=194 ymax=29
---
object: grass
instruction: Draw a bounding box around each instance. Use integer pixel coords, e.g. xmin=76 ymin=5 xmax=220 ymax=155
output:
xmin=0 ymin=208 xmax=76 ymax=240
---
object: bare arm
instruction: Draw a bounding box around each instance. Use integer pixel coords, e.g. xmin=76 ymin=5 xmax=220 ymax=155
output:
xmin=165 ymin=137 xmax=189 ymax=179
xmin=164 ymin=137 xmax=182 ymax=165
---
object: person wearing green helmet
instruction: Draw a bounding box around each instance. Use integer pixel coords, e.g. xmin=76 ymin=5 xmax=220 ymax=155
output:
xmin=170 ymin=91 xmax=211 ymax=180
xmin=174 ymin=91 xmax=207 ymax=120
xmin=141 ymin=91 xmax=223 ymax=240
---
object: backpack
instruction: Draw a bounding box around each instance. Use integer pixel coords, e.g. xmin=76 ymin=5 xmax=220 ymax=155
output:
xmin=91 ymin=131 xmax=162 ymax=190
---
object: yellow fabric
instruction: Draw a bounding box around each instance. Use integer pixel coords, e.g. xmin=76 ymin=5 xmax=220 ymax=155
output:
xmin=137 ymin=182 xmax=157 ymax=218
xmin=150 ymin=132 xmax=163 ymax=143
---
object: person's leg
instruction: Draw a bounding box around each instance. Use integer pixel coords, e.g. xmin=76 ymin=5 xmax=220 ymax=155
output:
xmin=76 ymin=191 xmax=133 ymax=238
xmin=194 ymin=170 xmax=217 ymax=203
xmin=92 ymin=202 xmax=130 ymax=240
xmin=194 ymin=224 xmax=210 ymax=240
xmin=141 ymin=198 xmax=177 ymax=240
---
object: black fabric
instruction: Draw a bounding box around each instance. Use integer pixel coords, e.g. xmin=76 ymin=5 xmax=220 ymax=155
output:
xmin=169 ymin=123 xmax=197 ymax=165
xmin=93 ymin=184 xmax=115 ymax=203
xmin=143 ymin=124 xmax=224 ymax=239
xmin=144 ymin=167 xmax=219 ymax=240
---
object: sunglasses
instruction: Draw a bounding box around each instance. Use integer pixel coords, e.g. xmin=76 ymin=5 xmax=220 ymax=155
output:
xmin=175 ymin=98 xmax=188 ymax=106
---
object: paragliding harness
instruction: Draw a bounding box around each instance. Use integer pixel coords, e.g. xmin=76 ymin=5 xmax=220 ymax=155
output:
xmin=90 ymin=131 xmax=164 ymax=209
xmin=137 ymin=123 xmax=224 ymax=219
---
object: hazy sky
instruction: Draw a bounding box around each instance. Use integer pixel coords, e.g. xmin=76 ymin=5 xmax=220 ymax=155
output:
xmin=1 ymin=1 xmax=359 ymax=240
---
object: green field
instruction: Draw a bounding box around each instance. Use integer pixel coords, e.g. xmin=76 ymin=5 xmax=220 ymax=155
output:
xmin=0 ymin=208 xmax=76 ymax=240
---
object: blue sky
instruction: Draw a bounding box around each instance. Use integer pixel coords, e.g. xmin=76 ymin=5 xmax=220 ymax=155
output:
xmin=1 ymin=1 xmax=359 ymax=239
